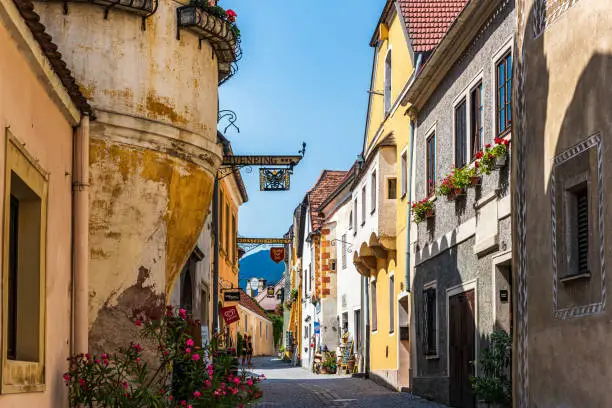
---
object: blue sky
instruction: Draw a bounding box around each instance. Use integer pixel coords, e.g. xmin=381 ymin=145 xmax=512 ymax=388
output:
xmin=219 ymin=0 xmax=383 ymax=238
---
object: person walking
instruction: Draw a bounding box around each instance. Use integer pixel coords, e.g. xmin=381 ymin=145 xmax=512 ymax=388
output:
xmin=246 ymin=335 xmax=254 ymax=366
xmin=241 ymin=333 xmax=248 ymax=366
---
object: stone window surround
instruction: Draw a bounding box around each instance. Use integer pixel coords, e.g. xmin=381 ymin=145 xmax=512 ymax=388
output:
xmin=491 ymin=36 xmax=514 ymax=138
xmin=445 ymin=279 xmax=479 ymax=375
xmin=451 ymin=70 xmax=484 ymax=166
xmin=423 ymin=279 xmax=439 ymax=360
xmin=424 ymin=122 xmax=437 ymax=197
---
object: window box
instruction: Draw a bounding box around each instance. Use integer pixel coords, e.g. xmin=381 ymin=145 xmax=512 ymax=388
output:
xmin=470 ymin=175 xmax=482 ymax=186
xmin=494 ymin=152 xmax=508 ymax=169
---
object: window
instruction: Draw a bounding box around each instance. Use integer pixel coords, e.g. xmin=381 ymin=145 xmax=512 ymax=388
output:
xmin=384 ymin=50 xmax=392 ymax=114
xmin=3 ymin=136 xmax=47 ymax=391
xmin=387 ymin=178 xmax=397 ymax=200
xmin=401 ymin=151 xmax=407 ymax=197
xmin=389 ymin=276 xmax=395 ymax=333
xmin=470 ymin=83 xmax=483 ymax=159
xmin=260 ymin=321 xmax=262 ymax=338
xmin=361 ymin=186 xmax=366 ymax=225
xmin=231 ymin=214 xmax=237 ymax=263
xmin=225 ymin=203 xmax=230 ymax=253
xmin=371 ymin=171 xmax=377 ymax=213
xmin=349 ymin=210 xmax=353 ymax=230
xmin=426 ymin=133 xmax=436 ymax=197
xmin=245 ymin=314 xmax=248 ymax=331
xmin=219 ymin=192 xmax=225 ymax=250
xmin=266 ymin=325 xmax=268 ymax=340
xmin=308 ymin=263 xmax=312 ymax=292
xmin=567 ymin=182 xmax=590 ymax=277
xmin=331 ymin=260 xmax=337 ymax=271
xmin=341 ymin=234 xmax=347 ymax=269
xmin=201 ymin=287 xmax=209 ymax=326
xmin=353 ymin=199 xmax=358 ymax=233
xmin=496 ymin=53 xmax=512 ymax=135
xmin=455 ymin=99 xmax=467 ymax=168
xmin=371 ymin=280 xmax=378 ymax=331
xmin=423 ymin=287 xmax=437 ymax=356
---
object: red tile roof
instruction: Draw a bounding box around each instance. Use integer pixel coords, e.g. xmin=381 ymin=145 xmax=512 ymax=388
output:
xmin=238 ymin=289 xmax=270 ymax=321
xmin=398 ymin=0 xmax=468 ymax=52
xmin=306 ymin=170 xmax=348 ymax=231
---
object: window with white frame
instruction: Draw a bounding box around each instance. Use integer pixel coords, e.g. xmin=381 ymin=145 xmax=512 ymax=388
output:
xmin=353 ymin=199 xmax=358 ymax=233
xmin=341 ymin=234 xmax=347 ymax=269
xmin=384 ymin=50 xmax=392 ymax=114
xmin=361 ymin=186 xmax=366 ymax=225
xmin=455 ymin=99 xmax=467 ymax=168
xmin=470 ymin=82 xmax=484 ymax=159
xmin=371 ymin=171 xmax=377 ymax=213
xmin=401 ymin=151 xmax=407 ymax=197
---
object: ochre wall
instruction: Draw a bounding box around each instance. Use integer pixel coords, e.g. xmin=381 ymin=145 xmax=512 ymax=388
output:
xmin=0 ymin=10 xmax=77 ymax=406
xmin=237 ymin=307 xmax=275 ymax=357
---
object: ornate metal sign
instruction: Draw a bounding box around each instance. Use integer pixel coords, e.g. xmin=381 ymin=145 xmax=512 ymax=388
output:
xmin=260 ymin=168 xmax=290 ymax=191
xmin=237 ymin=238 xmax=291 ymax=245
xmin=223 ymin=290 xmax=241 ymax=302
xmin=269 ymin=247 xmax=286 ymax=264
xmin=267 ymin=286 xmax=275 ymax=297
xmin=222 ymin=155 xmax=303 ymax=167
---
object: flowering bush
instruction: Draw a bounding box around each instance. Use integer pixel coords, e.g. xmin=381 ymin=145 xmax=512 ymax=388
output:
xmin=64 ymin=306 xmax=263 ymax=407
xmin=411 ymin=198 xmax=435 ymax=224
xmin=476 ymin=138 xmax=510 ymax=175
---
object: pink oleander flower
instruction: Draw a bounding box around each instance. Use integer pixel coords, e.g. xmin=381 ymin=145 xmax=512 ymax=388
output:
xmin=133 ymin=343 xmax=143 ymax=353
xmin=247 ymin=379 xmax=253 ymax=386
xmin=186 ymin=348 xmax=192 ymax=354
xmin=135 ymin=319 xmax=142 ymax=327
xmin=179 ymin=308 xmax=187 ymax=319
xmin=193 ymin=391 xmax=201 ymax=398
xmin=186 ymin=338 xmax=195 ymax=347
xmin=192 ymin=353 xmax=200 ymax=361
xmin=233 ymin=377 xmax=240 ymax=384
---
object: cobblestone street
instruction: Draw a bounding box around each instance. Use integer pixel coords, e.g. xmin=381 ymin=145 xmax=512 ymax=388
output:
xmin=248 ymin=357 xmax=447 ymax=408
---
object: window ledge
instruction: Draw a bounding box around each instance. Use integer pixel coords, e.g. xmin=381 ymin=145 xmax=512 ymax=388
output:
xmin=401 ymin=192 xmax=407 ymax=200
xmin=560 ymin=272 xmax=591 ymax=283
xmin=370 ymin=208 xmax=376 ymax=215
xmin=371 ymin=329 xmax=378 ymax=335
xmin=425 ymin=354 xmax=440 ymax=360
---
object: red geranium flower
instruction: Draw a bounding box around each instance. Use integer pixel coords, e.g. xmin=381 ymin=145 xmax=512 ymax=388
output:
xmin=226 ymin=9 xmax=237 ymax=22
xmin=485 ymin=143 xmax=492 ymax=148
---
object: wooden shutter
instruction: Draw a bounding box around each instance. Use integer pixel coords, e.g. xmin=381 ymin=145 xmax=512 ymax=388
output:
xmin=423 ymin=288 xmax=437 ymax=355
xmin=577 ymin=188 xmax=589 ymax=273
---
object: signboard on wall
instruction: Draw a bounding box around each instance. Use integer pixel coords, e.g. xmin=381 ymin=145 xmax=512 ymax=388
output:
xmin=270 ymin=247 xmax=285 ymax=264
xmin=223 ymin=290 xmax=241 ymax=302
xmin=314 ymin=321 xmax=320 ymax=335
xmin=267 ymin=286 xmax=275 ymax=297
xmin=220 ymin=306 xmax=240 ymax=325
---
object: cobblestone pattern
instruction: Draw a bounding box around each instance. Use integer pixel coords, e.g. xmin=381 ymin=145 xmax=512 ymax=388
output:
xmin=248 ymin=357 xmax=448 ymax=408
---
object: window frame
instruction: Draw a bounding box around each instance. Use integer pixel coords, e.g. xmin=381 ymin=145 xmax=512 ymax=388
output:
xmin=400 ymin=150 xmax=408 ymax=198
xmin=492 ymin=39 xmax=513 ymax=137
xmin=384 ymin=49 xmax=392 ymax=115
xmin=2 ymin=133 xmax=48 ymax=393
xmin=389 ymin=275 xmax=395 ymax=334
xmin=361 ymin=186 xmax=366 ymax=226
xmin=370 ymin=171 xmax=377 ymax=214
xmin=370 ymin=279 xmax=378 ymax=332
xmin=422 ymin=281 xmax=438 ymax=358
xmin=454 ymin=98 xmax=468 ymax=168
xmin=426 ymin=131 xmax=436 ymax=197
xmin=470 ymin=82 xmax=484 ymax=160
xmin=387 ymin=177 xmax=397 ymax=200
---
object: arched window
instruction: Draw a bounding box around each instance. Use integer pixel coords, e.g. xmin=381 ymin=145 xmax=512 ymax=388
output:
xmin=384 ymin=50 xmax=392 ymax=114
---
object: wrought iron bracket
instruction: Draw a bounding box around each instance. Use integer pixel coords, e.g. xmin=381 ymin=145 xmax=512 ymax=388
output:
xmin=218 ymin=110 xmax=239 ymax=134
xmin=330 ymin=239 xmax=353 ymax=253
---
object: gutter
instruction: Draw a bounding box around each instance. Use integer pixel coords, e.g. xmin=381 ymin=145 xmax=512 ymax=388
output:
xmin=404 ymin=53 xmax=422 ymax=293
xmin=72 ymin=114 xmax=90 ymax=354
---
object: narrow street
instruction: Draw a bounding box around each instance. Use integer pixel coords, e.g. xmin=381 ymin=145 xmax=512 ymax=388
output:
xmin=248 ymin=357 xmax=447 ymax=408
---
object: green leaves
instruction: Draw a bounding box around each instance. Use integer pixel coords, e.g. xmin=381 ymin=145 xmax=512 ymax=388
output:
xmin=471 ymin=330 xmax=512 ymax=407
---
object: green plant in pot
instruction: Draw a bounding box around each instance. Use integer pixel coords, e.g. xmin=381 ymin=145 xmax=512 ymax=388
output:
xmin=471 ymin=329 xmax=512 ymax=408
xmin=411 ymin=198 xmax=435 ymax=224
xmin=321 ymin=353 xmax=337 ymax=374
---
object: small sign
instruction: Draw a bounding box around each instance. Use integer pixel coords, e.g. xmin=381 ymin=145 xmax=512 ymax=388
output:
xmin=220 ymin=306 xmax=240 ymax=325
xmin=223 ymin=290 xmax=240 ymax=302
xmin=201 ymin=325 xmax=210 ymax=345
xmin=249 ymin=278 xmax=259 ymax=291
xmin=500 ymin=290 xmax=509 ymax=303
xmin=270 ymin=247 xmax=285 ymax=264
xmin=314 ymin=321 xmax=320 ymax=335
xmin=267 ymin=286 xmax=275 ymax=297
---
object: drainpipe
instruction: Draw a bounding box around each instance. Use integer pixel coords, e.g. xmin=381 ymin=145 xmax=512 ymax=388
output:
xmin=405 ymin=53 xmax=422 ymax=293
xmin=72 ymin=114 xmax=90 ymax=354
xmin=212 ymin=176 xmax=220 ymax=333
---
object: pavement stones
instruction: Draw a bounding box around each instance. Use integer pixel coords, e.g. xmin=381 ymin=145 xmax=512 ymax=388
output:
xmin=246 ymin=357 xmax=448 ymax=408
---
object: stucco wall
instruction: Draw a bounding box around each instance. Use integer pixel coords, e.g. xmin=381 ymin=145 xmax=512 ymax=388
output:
xmin=516 ymin=0 xmax=612 ymax=406
xmin=0 ymin=14 xmax=76 ymax=407
xmin=237 ymin=307 xmax=274 ymax=357
xmin=411 ymin=2 xmax=515 ymax=404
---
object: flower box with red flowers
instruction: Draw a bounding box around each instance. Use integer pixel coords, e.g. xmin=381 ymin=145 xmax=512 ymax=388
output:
xmin=411 ymin=198 xmax=435 ymax=224
xmin=477 ymin=138 xmax=510 ymax=175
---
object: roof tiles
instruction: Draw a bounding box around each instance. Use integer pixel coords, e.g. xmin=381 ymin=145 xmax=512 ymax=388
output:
xmin=238 ymin=289 xmax=270 ymax=321
xmin=306 ymin=170 xmax=348 ymax=231
xmin=398 ymin=0 xmax=468 ymax=52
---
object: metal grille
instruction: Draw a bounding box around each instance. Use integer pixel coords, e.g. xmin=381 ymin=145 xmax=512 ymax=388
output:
xmin=423 ymin=288 xmax=437 ymax=355
xmin=577 ymin=188 xmax=589 ymax=273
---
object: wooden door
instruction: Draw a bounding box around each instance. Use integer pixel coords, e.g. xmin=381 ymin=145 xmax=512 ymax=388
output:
xmin=449 ymin=289 xmax=476 ymax=408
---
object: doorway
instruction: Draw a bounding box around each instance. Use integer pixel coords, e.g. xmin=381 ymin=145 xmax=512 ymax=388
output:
xmin=398 ymin=296 xmax=410 ymax=389
xmin=449 ymin=289 xmax=476 ymax=408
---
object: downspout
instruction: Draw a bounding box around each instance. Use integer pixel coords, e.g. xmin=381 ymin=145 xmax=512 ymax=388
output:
xmin=404 ymin=53 xmax=422 ymax=293
xmin=212 ymin=176 xmax=220 ymax=333
xmin=72 ymin=114 xmax=90 ymax=354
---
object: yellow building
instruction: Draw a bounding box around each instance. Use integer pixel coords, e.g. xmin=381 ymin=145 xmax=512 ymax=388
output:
xmin=216 ymin=136 xmax=248 ymax=348
xmin=237 ymin=289 xmax=275 ymax=357
xmin=352 ymin=0 xmax=417 ymax=390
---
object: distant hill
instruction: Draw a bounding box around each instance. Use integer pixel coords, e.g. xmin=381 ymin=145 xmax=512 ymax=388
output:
xmin=239 ymin=250 xmax=285 ymax=290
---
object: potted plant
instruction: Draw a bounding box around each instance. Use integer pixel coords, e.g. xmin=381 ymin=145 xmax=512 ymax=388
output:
xmin=477 ymin=138 xmax=510 ymax=175
xmin=450 ymin=166 xmax=470 ymax=198
xmin=438 ymin=172 xmax=455 ymax=199
xmin=321 ymin=354 xmax=337 ymax=375
xmin=465 ymin=164 xmax=481 ymax=187
xmin=347 ymin=358 xmax=356 ymax=372
xmin=411 ymin=198 xmax=435 ymax=224
xmin=471 ymin=330 xmax=512 ymax=408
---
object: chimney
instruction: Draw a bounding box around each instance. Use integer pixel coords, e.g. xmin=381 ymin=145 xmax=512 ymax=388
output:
xmin=258 ymin=279 xmax=266 ymax=293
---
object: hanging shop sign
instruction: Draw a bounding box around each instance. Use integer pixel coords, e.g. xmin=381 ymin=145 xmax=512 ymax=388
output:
xmin=267 ymin=286 xmax=275 ymax=297
xmin=259 ymin=168 xmax=290 ymax=191
xmin=223 ymin=290 xmax=241 ymax=302
xmin=237 ymin=238 xmax=291 ymax=245
xmin=219 ymin=306 xmax=240 ymax=325
xmin=314 ymin=321 xmax=321 ymax=335
xmin=269 ymin=247 xmax=286 ymax=264
xmin=222 ymin=155 xmax=303 ymax=167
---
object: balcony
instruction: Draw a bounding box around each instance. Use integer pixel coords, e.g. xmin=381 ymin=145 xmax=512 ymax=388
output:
xmin=177 ymin=4 xmax=242 ymax=84
xmin=38 ymin=0 xmax=157 ymax=18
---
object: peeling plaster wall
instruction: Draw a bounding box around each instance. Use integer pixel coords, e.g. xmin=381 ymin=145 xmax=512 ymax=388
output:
xmin=33 ymin=0 xmax=223 ymax=354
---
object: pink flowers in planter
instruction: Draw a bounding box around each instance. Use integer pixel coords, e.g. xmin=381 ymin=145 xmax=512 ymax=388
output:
xmin=226 ymin=9 xmax=237 ymax=23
